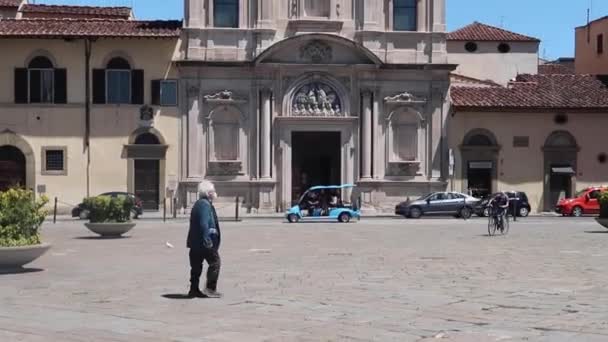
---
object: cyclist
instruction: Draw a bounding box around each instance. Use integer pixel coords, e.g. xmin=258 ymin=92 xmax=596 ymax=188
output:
xmin=488 ymin=192 xmax=509 ymax=231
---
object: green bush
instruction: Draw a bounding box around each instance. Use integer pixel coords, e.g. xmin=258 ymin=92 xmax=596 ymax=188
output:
xmin=0 ymin=188 xmax=48 ymax=247
xmin=599 ymin=192 xmax=608 ymax=218
xmin=83 ymin=195 xmax=134 ymax=223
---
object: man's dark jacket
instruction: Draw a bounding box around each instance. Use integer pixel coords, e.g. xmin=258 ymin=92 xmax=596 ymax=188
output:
xmin=187 ymin=197 xmax=221 ymax=250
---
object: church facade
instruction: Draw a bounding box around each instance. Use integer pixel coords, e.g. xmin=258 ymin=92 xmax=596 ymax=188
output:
xmin=178 ymin=0 xmax=453 ymax=213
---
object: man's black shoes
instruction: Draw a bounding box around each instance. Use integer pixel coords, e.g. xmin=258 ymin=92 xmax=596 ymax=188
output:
xmin=188 ymin=288 xmax=206 ymax=298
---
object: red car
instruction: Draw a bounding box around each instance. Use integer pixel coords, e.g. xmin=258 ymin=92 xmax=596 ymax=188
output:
xmin=556 ymin=187 xmax=606 ymax=217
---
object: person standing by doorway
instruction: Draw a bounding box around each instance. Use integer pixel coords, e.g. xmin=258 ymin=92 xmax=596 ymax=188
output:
xmin=186 ymin=181 xmax=222 ymax=298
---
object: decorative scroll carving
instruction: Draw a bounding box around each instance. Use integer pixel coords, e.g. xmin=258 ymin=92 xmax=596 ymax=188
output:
xmin=138 ymin=105 xmax=154 ymax=128
xmin=292 ymin=82 xmax=342 ymax=116
xmin=204 ymin=90 xmax=247 ymax=104
xmin=300 ymin=40 xmax=332 ymax=63
xmin=384 ymin=92 xmax=427 ymax=105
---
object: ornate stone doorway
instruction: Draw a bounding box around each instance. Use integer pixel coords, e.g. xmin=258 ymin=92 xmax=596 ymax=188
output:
xmin=291 ymin=131 xmax=341 ymax=202
xmin=0 ymin=145 xmax=26 ymax=191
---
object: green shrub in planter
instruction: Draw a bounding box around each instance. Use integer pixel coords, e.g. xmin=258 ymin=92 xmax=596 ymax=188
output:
xmin=599 ymin=191 xmax=608 ymax=218
xmin=0 ymin=188 xmax=48 ymax=247
xmin=83 ymin=195 xmax=134 ymax=223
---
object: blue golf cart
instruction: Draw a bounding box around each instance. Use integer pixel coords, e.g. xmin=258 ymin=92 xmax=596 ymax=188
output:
xmin=286 ymin=184 xmax=361 ymax=223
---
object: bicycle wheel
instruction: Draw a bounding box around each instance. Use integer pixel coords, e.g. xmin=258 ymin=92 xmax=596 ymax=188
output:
xmin=501 ymin=215 xmax=510 ymax=235
xmin=488 ymin=216 xmax=497 ymax=236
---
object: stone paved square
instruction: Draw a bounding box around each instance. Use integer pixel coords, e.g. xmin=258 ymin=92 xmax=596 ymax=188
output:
xmin=1 ymin=217 xmax=608 ymax=341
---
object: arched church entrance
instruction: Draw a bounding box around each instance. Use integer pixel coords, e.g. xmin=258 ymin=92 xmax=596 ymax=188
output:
xmin=0 ymin=145 xmax=26 ymax=191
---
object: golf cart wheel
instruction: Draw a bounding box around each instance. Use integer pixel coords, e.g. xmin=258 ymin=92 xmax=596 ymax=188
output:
xmin=518 ymin=207 xmax=529 ymax=217
xmin=287 ymin=214 xmax=299 ymax=223
xmin=460 ymin=207 xmax=472 ymax=220
xmin=409 ymin=207 xmax=422 ymax=219
xmin=338 ymin=212 xmax=351 ymax=223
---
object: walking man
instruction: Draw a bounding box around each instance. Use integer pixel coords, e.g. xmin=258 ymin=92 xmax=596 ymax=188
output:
xmin=187 ymin=181 xmax=222 ymax=298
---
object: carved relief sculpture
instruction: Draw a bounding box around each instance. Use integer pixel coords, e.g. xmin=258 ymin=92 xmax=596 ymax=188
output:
xmin=384 ymin=92 xmax=427 ymax=105
xmin=300 ymin=40 xmax=332 ymax=63
xmin=292 ymin=82 xmax=342 ymax=117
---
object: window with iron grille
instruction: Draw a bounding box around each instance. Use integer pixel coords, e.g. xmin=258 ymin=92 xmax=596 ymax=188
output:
xmin=42 ymin=147 xmax=67 ymax=175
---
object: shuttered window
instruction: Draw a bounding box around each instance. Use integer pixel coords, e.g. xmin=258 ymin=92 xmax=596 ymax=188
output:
xmin=14 ymin=56 xmax=67 ymax=104
xmin=92 ymin=57 xmax=143 ymax=105
xmin=151 ymin=79 xmax=177 ymax=106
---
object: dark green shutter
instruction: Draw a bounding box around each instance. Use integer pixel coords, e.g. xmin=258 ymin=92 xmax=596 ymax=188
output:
xmin=54 ymin=68 xmax=67 ymax=104
xmin=14 ymin=68 xmax=28 ymax=104
xmin=151 ymin=80 xmax=161 ymax=105
xmin=131 ymin=69 xmax=144 ymax=104
xmin=92 ymin=69 xmax=106 ymax=104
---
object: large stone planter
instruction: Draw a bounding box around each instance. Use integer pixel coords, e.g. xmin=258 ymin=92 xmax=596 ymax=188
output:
xmin=595 ymin=217 xmax=608 ymax=229
xmin=85 ymin=222 xmax=136 ymax=237
xmin=0 ymin=243 xmax=51 ymax=269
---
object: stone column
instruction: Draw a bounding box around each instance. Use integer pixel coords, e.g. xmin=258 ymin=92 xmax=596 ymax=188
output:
xmin=260 ymin=89 xmax=272 ymax=179
xmin=361 ymin=90 xmax=372 ymax=180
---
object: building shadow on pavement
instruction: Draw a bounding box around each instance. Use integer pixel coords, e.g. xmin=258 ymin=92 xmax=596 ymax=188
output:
xmin=584 ymin=230 xmax=608 ymax=234
xmin=0 ymin=267 xmax=44 ymax=275
xmin=161 ymin=294 xmax=193 ymax=300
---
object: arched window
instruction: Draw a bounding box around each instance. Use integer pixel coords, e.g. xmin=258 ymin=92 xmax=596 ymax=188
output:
xmin=28 ymin=56 xmax=54 ymax=103
xmin=394 ymin=0 xmax=417 ymax=31
xmin=210 ymin=107 xmax=241 ymax=161
xmin=463 ymin=129 xmax=498 ymax=147
xmin=390 ymin=110 xmax=422 ymax=162
xmin=466 ymin=134 xmax=494 ymax=146
xmin=545 ymin=131 xmax=577 ymax=148
xmin=106 ymin=57 xmax=131 ymax=104
xmin=214 ymin=0 xmax=239 ymax=28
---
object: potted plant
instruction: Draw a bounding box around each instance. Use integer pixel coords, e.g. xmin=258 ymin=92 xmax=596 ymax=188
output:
xmin=595 ymin=191 xmax=608 ymax=229
xmin=83 ymin=195 xmax=136 ymax=237
xmin=0 ymin=188 xmax=51 ymax=269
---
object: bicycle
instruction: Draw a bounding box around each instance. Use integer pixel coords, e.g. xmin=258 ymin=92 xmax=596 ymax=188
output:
xmin=487 ymin=206 xmax=510 ymax=236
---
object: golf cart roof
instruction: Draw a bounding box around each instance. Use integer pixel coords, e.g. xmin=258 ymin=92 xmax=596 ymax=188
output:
xmin=308 ymin=184 xmax=356 ymax=191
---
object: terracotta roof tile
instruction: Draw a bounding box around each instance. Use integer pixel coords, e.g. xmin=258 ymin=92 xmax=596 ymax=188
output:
xmin=0 ymin=0 xmax=20 ymax=8
xmin=451 ymin=74 xmax=608 ymax=111
xmin=538 ymin=63 xmax=575 ymax=75
xmin=447 ymin=22 xmax=540 ymax=42
xmin=0 ymin=19 xmax=181 ymax=38
xmin=20 ymin=4 xmax=131 ymax=19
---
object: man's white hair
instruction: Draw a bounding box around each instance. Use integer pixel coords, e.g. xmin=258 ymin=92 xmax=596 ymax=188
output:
xmin=198 ymin=180 xmax=216 ymax=198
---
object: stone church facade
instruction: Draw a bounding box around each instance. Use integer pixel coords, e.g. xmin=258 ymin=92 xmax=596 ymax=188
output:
xmin=178 ymin=0 xmax=453 ymax=213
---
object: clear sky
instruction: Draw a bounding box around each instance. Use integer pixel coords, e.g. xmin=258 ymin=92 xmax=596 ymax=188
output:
xmin=39 ymin=0 xmax=608 ymax=59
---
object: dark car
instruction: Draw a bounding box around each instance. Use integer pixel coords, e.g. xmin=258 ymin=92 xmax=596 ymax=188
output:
xmin=72 ymin=192 xmax=144 ymax=219
xmin=395 ymin=192 xmax=480 ymax=219
xmin=475 ymin=191 xmax=531 ymax=217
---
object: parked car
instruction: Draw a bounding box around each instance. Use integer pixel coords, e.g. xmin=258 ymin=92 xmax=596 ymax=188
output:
xmin=555 ymin=187 xmax=607 ymax=217
xmin=395 ymin=192 xmax=480 ymax=219
xmin=475 ymin=191 xmax=532 ymax=217
xmin=72 ymin=192 xmax=144 ymax=219
xmin=286 ymin=184 xmax=361 ymax=223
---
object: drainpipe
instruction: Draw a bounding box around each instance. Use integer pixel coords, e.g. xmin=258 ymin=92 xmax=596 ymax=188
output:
xmin=84 ymin=38 xmax=92 ymax=197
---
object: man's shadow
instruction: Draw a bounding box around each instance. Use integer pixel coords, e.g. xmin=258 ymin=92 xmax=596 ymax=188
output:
xmin=0 ymin=267 xmax=44 ymax=275
xmin=161 ymin=293 xmax=193 ymax=300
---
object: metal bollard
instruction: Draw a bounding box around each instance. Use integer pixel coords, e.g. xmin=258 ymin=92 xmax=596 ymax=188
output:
xmin=235 ymin=195 xmax=240 ymax=221
xmin=53 ymin=197 xmax=58 ymax=224
xmin=173 ymin=197 xmax=177 ymax=219
xmin=163 ymin=198 xmax=167 ymax=222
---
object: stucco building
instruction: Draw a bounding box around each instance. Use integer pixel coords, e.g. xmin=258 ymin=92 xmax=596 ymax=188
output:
xmin=178 ymin=0 xmax=453 ymax=213
xmin=447 ymin=23 xmax=608 ymax=213
xmin=0 ymin=3 xmax=181 ymax=213
xmin=575 ymin=16 xmax=608 ymax=74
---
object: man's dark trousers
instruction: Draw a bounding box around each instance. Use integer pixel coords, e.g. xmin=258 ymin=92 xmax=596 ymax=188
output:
xmin=189 ymin=243 xmax=220 ymax=291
